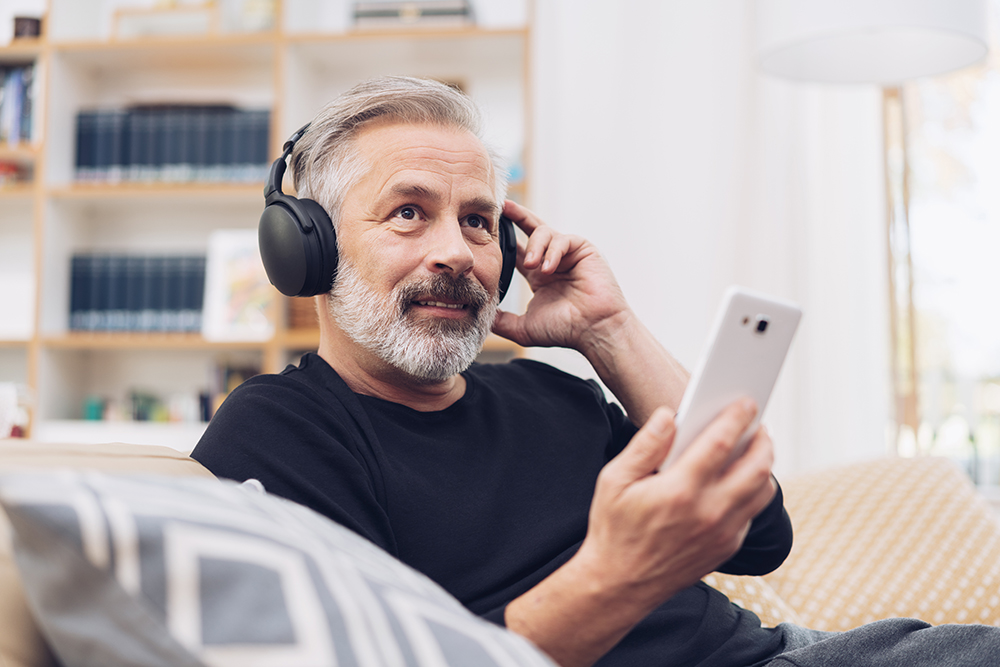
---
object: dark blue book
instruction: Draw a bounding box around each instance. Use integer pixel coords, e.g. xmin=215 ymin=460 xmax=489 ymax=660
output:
xmin=179 ymin=255 xmax=206 ymax=332
xmin=93 ymin=111 xmax=122 ymax=182
xmin=108 ymin=109 xmax=128 ymax=183
xmin=162 ymin=255 xmax=183 ymax=331
xmin=90 ymin=254 xmax=111 ymax=331
xmin=105 ymin=254 xmax=128 ymax=331
xmin=250 ymin=108 xmax=270 ymax=181
xmin=75 ymin=111 xmax=98 ymax=181
xmin=69 ymin=254 xmax=91 ymax=331
xmin=124 ymin=254 xmax=145 ymax=331
xmin=140 ymin=255 xmax=165 ymax=331
xmin=192 ymin=106 xmax=211 ymax=181
xmin=127 ymin=107 xmax=155 ymax=182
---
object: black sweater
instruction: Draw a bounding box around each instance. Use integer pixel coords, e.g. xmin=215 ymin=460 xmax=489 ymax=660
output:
xmin=193 ymin=353 xmax=793 ymax=667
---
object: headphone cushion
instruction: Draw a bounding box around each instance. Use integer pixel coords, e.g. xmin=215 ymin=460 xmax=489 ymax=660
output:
xmin=259 ymin=195 xmax=338 ymax=297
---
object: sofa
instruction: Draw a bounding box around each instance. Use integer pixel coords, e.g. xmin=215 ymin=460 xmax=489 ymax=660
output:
xmin=2 ymin=442 xmax=999 ymax=667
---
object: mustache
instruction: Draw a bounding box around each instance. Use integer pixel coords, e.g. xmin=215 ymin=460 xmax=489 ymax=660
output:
xmin=396 ymin=274 xmax=491 ymax=312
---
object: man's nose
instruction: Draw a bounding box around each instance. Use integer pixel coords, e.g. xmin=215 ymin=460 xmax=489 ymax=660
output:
xmin=425 ymin=219 xmax=474 ymax=277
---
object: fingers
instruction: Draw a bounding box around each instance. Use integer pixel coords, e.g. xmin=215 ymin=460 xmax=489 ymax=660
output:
xmin=674 ymin=398 xmax=758 ymax=482
xmin=602 ymin=407 xmax=677 ymax=487
xmin=504 ymin=200 xmax=582 ymax=275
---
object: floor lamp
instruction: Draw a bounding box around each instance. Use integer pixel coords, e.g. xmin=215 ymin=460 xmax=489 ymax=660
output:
xmin=754 ymin=0 xmax=988 ymax=454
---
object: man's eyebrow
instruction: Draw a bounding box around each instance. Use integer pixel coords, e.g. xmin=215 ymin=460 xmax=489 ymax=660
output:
xmin=387 ymin=184 xmax=500 ymax=220
xmin=388 ymin=182 xmax=442 ymax=203
xmin=465 ymin=196 xmax=501 ymax=219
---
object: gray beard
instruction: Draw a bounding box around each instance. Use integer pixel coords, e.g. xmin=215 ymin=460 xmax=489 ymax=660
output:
xmin=328 ymin=259 xmax=499 ymax=383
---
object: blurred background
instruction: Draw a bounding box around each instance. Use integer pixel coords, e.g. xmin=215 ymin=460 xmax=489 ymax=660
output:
xmin=0 ymin=0 xmax=997 ymax=494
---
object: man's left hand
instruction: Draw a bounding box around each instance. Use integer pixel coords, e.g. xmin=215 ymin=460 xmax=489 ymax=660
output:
xmin=492 ymin=200 xmax=631 ymax=354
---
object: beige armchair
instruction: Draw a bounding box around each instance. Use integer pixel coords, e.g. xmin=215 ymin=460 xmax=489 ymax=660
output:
xmin=706 ymin=456 xmax=1000 ymax=631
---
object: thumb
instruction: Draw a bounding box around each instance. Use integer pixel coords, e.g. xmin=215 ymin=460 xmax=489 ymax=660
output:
xmin=606 ymin=407 xmax=677 ymax=483
xmin=491 ymin=310 xmax=527 ymax=345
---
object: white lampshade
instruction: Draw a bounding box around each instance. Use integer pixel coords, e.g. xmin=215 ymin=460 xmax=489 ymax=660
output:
xmin=755 ymin=0 xmax=989 ymax=84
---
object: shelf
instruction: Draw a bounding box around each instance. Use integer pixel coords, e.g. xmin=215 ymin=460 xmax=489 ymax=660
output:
xmin=287 ymin=26 xmax=527 ymax=44
xmin=0 ymin=39 xmax=43 ymax=63
xmin=48 ymin=182 xmax=264 ymax=203
xmin=280 ymin=328 xmax=321 ymax=350
xmin=0 ymin=339 xmax=31 ymax=348
xmin=0 ymin=143 xmax=40 ymax=160
xmin=0 ymin=182 xmax=34 ymax=199
xmin=50 ymin=34 xmax=277 ymax=70
xmin=42 ymin=333 xmax=268 ymax=351
xmin=32 ymin=419 xmax=207 ymax=452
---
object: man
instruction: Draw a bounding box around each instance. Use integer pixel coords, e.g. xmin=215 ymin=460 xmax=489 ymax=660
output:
xmin=193 ymin=77 xmax=998 ymax=667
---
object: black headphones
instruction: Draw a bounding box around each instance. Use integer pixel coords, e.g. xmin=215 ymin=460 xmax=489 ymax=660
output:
xmin=258 ymin=124 xmax=518 ymax=303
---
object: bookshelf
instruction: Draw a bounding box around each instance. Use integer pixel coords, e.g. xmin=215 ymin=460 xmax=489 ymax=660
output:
xmin=0 ymin=0 xmax=532 ymax=447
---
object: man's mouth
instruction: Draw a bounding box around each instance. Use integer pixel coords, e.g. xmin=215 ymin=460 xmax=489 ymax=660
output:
xmin=415 ymin=300 xmax=467 ymax=310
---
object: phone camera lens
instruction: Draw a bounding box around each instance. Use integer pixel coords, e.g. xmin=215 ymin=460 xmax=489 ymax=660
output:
xmin=755 ymin=317 xmax=769 ymax=333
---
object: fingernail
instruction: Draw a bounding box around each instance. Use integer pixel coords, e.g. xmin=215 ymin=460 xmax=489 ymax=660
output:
xmin=648 ymin=408 xmax=674 ymax=436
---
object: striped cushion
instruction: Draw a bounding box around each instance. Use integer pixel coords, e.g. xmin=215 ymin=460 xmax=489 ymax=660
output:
xmin=0 ymin=471 xmax=555 ymax=667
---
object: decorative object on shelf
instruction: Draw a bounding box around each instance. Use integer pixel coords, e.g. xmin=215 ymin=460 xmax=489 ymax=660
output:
xmin=0 ymin=383 xmax=31 ymax=438
xmin=754 ymin=0 xmax=989 ymax=455
xmin=12 ymin=16 xmax=41 ymax=40
xmin=74 ymin=106 xmax=270 ymax=184
xmin=68 ymin=253 xmax=207 ymax=333
xmin=353 ymin=0 xmax=474 ymax=29
xmin=239 ymin=0 xmax=276 ymax=32
xmin=0 ymin=63 xmax=34 ymax=146
xmin=202 ymin=229 xmax=276 ymax=342
xmin=113 ymin=1 xmax=220 ymax=40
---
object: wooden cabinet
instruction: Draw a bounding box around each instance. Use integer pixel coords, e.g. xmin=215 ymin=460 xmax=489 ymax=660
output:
xmin=0 ymin=0 xmax=531 ymax=448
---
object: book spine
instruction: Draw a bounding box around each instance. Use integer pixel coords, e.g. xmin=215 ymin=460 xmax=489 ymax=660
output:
xmin=140 ymin=255 xmax=163 ymax=331
xmin=69 ymin=254 xmax=89 ymax=331
xmin=90 ymin=254 xmax=110 ymax=331
xmin=124 ymin=254 xmax=145 ymax=331
xmin=162 ymin=255 xmax=183 ymax=332
xmin=75 ymin=111 xmax=97 ymax=182
xmin=18 ymin=64 xmax=33 ymax=143
xmin=93 ymin=110 xmax=114 ymax=182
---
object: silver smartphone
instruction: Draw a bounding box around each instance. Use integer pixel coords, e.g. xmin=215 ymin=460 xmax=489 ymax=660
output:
xmin=658 ymin=286 xmax=802 ymax=470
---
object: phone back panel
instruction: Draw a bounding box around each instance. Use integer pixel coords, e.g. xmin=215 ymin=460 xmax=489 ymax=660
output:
xmin=661 ymin=287 xmax=801 ymax=468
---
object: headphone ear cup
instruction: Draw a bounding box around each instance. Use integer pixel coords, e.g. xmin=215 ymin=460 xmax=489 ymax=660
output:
xmin=259 ymin=195 xmax=338 ymax=297
xmin=498 ymin=215 xmax=517 ymax=304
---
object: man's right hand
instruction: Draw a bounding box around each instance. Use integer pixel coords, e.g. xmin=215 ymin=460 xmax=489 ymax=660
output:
xmin=505 ymin=399 xmax=776 ymax=667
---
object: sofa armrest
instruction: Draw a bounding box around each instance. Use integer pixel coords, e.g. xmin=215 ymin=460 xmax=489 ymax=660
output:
xmin=0 ymin=441 xmax=214 ymax=667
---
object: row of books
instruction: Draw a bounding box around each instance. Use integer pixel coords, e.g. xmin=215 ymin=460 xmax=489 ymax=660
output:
xmin=69 ymin=254 xmax=207 ymax=333
xmin=74 ymin=106 xmax=270 ymax=183
xmin=0 ymin=64 xmax=35 ymax=145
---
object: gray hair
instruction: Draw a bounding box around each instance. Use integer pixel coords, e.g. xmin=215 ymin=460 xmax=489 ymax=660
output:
xmin=289 ymin=76 xmax=508 ymax=229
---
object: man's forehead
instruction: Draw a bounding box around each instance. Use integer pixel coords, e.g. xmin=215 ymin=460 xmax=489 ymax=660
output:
xmin=352 ymin=121 xmax=497 ymax=200
xmin=354 ymin=121 xmax=492 ymax=169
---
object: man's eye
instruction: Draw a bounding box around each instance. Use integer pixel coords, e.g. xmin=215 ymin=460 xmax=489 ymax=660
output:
xmin=398 ymin=207 xmax=418 ymax=220
xmin=464 ymin=215 xmax=488 ymax=230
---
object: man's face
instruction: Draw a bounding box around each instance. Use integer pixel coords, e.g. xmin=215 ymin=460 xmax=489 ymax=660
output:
xmin=328 ymin=120 xmax=503 ymax=382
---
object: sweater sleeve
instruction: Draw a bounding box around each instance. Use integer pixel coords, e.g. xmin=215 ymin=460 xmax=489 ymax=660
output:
xmin=715 ymin=481 xmax=793 ymax=576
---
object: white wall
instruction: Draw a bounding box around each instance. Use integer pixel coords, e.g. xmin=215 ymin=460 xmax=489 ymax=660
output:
xmin=528 ymin=0 xmax=891 ymax=476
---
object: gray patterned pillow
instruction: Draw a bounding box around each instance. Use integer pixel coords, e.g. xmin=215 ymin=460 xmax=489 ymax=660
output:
xmin=0 ymin=471 xmax=555 ymax=667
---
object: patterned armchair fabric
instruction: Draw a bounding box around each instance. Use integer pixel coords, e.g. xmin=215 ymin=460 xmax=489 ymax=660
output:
xmin=708 ymin=456 xmax=1000 ymax=631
